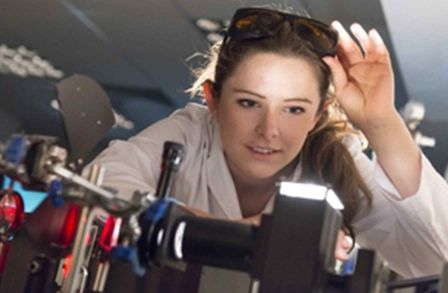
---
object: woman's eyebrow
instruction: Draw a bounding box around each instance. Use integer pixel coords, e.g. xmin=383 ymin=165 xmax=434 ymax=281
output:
xmin=233 ymin=88 xmax=313 ymax=104
xmin=233 ymin=88 xmax=266 ymax=99
xmin=284 ymin=97 xmax=313 ymax=104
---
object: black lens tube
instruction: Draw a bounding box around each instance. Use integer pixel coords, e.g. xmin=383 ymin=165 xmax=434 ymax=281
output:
xmin=174 ymin=217 xmax=257 ymax=272
xmin=155 ymin=141 xmax=184 ymax=199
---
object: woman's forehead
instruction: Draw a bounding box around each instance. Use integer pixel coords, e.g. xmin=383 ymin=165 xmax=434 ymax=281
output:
xmin=224 ymin=52 xmax=321 ymax=101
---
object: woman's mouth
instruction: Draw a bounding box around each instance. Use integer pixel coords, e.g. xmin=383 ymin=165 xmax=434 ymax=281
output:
xmin=248 ymin=146 xmax=279 ymax=156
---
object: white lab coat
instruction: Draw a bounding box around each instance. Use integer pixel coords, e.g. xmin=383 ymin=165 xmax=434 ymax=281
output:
xmin=92 ymin=102 xmax=448 ymax=284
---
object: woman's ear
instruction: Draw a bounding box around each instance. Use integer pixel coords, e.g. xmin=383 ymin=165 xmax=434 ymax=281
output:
xmin=203 ymin=80 xmax=218 ymax=117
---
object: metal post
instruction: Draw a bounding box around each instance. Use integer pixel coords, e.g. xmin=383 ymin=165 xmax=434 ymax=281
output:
xmin=249 ymin=279 xmax=260 ymax=293
xmin=439 ymin=263 xmax=448 ymax=293
xmin=60 ymin=164 xmax=104 ymax=293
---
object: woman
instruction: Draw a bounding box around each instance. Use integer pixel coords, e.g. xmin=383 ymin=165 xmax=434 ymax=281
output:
xmin=93 ymin=7 xmax=448 ymax=284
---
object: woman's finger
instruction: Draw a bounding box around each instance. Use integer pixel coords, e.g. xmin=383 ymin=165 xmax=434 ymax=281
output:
xmin=350 ymin=23 xmax=372 ymax=59
xmin=331 ymin=20 xmax=364 ymax=66
xmin=368 ymin=28 xmax=390 ymax=63
xmin=335 ymin=230 xmax=351 ymax=261
xmin=322 ymin=56 xmax=348 ymax=96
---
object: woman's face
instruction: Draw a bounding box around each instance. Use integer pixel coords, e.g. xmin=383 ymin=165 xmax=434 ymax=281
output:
xmin=210 ymin=52 xmax=323 ymax=184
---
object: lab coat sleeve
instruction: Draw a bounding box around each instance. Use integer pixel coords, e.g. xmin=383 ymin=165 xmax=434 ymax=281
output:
xmin=345 ymin=135 xmax=448 ymax=277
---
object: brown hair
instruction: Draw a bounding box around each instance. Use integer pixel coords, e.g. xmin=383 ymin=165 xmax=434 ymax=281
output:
xmin=187 ymin=23 xmax=372 ymax=238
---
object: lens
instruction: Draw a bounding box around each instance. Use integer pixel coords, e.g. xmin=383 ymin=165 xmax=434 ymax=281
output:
xmin=293 ymin=19 xmax=337 ymax=55
xmin=235 ymin=15 xmax=258 ymax=30
xmin=231 ymin=10 xmax=283 ymax=39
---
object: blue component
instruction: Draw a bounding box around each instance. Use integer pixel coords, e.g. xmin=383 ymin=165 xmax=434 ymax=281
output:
xmin=127 ymin=198 xmax=180 ymax=275
xmin=5 ymin=136 xmax=27 ymax=165
xmin=111 ymin=246 xmax=145 ymax=276
xmin=340 ymin=247 xmax=359 ymax=276
xmin=165 ymin=196 xmax=183 ymax=206
xmin=1 ymin=176 xmax=47 ymax=213
xmin=111 ymin=245 xmax=132 ymax=261
xmin=142 ymin=198 xmax=171 ymax=223
xmin=49 ymin=180 xmax=64 ymax=207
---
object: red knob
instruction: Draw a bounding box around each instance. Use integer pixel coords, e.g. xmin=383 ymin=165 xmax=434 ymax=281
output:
xmin=0 ymin=190 xmax=25 ymax=235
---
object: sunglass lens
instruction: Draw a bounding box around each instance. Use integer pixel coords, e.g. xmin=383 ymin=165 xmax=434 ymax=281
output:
xmin=234 ymin=12 xmax=282 ymax=37
xmin=293 ymin=20 xmax=337 ymax=55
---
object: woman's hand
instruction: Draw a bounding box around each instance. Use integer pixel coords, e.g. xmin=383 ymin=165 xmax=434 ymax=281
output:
xmin=323 ymin=21 xmax=422 ymax=198
xmin=335 ymin=230 xmax=353 ymax=261
xmin=323 ymin=21 xmax=396 ymax=132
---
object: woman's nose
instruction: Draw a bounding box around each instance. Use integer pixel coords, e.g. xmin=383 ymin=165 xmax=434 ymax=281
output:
xmin=255 ymin=110 xmax=280 ymax=139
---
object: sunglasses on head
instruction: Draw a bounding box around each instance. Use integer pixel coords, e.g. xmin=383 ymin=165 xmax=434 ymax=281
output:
xmin=223 ymin=8 xmax=338 ymax=57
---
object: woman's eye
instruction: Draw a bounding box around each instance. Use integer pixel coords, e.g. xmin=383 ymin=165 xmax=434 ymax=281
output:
xmin=237 ymin=99 xmax=258 ymax=108
xmin=285 ymin=106 xmax=305 ymax=114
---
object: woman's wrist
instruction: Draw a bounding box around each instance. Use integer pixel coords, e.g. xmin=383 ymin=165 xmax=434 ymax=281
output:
xmin=358 ymin=109 xmax=405 ymax=143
